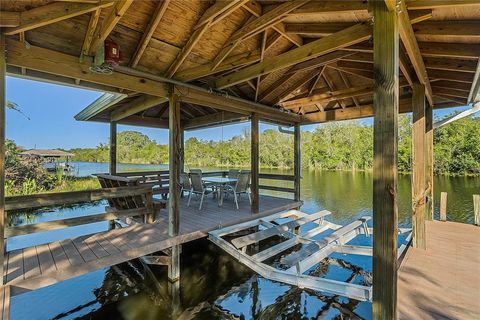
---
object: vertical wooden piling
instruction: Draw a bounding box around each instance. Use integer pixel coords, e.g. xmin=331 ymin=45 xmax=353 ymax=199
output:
xmin=0 ymin=35 xmax=6 ymax=283
xmin=440 ymin=192 xmax=447 ymax=221
xmin=412 ymin=83 xmax=426 ymax=249
xmin=179 ymin=126 xmax=185 ymax=173
xmin=293 ymin=123 xmax=301 ymax=202
xmin=425 ymin=101 xmax=434 ymax=220
xmin=168 ymin=86 xmax=181 ymax=281
xmin=372 ymin=1 xmax=399 ymax=319
xmin=251 ymin=113 xmax=259 ymax=213
xmin=109 ymin=121 xmax=117 ymax=175
xmin=473 ymin=194 xmax=479 ymax=226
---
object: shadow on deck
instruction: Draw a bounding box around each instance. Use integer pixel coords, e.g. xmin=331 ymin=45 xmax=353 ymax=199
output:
xmin=4 ymin=195 xmax=301 ymax=297
xmin=398 ymin=220 xmax=480 ymax=320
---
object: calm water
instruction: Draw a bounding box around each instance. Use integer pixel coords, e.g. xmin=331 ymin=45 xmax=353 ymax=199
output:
xmin=9 ymin=163 xmax=480 ymax=319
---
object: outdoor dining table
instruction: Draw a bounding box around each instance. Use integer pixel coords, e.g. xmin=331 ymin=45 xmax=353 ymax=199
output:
xmin=202 ymin=177 xmax=238 ymax=207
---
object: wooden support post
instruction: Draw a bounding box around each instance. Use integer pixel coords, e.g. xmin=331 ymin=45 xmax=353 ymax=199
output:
xmin=294 ymin=123 xmax=301 ymax=202
xmin=251 ymin=113 xmax=259 ymax=213
xmin=0 ymin=35 xmax=6 ymax=284
xmin=179 ymin=126 xmax=185 ymax=174
xmin=474 ymin=194 xmax=479 ymax=226
xmin=372 ymin=2 xmax=399 ymax=319
xmin=168 ymin=86 xmax=181 ymax=282
xmin=425 ymin=101 xmax=434 ymax=220
xmin=440 ymin=192 xmax=447 ymax=221
xmin=412 ymin=83 xmax=427 ymax=250
xmin=109 ymin=121 xmax=117 ymax=175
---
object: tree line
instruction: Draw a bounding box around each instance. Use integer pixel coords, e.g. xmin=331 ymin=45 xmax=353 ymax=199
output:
xmin=69 ymin=114 xmax=480 ymax=176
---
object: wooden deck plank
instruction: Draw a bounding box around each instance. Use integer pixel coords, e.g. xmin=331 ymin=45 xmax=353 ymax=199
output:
xmin=60 ymin=239 xmax=85 ymax=266
xmin=36 ymin=244 xmax=56 ymax=275
xmin=22 ymin=246 xmax=41 ymax=279
xmin=398 ymin=221 xmax=480 ymax=320
xmin=48 ymin=241 xmax=70 ymax=270
xmin=5 ymin=195 xmax=301 ymax=295
xmin=5 ymin=250 xmax=23 ymax=283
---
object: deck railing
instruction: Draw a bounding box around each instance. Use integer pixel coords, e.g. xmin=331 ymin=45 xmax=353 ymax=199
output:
xmin=110 ymin=170 xmax=298 ymax=198
xmin=5 ymin=186 xmax=154 ymax=237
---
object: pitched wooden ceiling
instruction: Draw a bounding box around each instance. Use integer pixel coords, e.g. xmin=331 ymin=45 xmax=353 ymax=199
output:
xmin=2 ymin=0 xmax=480 ymax=127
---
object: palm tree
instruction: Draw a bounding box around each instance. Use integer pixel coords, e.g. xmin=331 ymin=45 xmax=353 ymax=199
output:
xmin=7 ymin=100 xmax=29 ymax=119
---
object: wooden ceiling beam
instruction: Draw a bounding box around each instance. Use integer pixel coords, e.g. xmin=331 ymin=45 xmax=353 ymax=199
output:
xmin=281 ymin=85 xmax=373 ymax=108
xmin=275 ymin=68 xmax=322 ymax=104
xmin=130 ymin=0 xmax=170 ymax=68
xmin=290 ymin=1 xmax=368 ymax=16
xmin=398 ymin=0 xmax=433 ymax=105
xmin=413 ymin=21 xmax=480 ymax=38
xmin=174 ymin=86 xmax=302 ymax=124
xmin=110 ymin=95 xmax=167 ymax=122
xmin=419 ymin=42 xmax=480 ymax=60
xmin=243 ymin=1 xmax=303 ymax=47
xmin=227 ymin=1 xmax=309 ymax=45
xmin=406 ymin=0 xmax=480 ymax=9
xmin=195 ymin=0 xmax=249 ymax=29
xmin=0 ymin=12 xmax=20 ymax=27
xmin=88 ymin=0 xmax=134 ymax=55
xmin=165 ymin=23 xmax=210 ymax=78
xmin=432 ymin=87 xmax=470 ymax=99
xmin=211 ymin=1 xmax=307 ymax=70
xmin=425 ymin=58 xmax=478 ymax=73
xmin=6 ymin=39 xmax=170 ymax=97
xmin=384 ymin=0 xmax=397 ymax=12
xmin=3 ymin=1 xmax=114 ymax=35
xmin=258 ymin=72 xmax=296 ymax=103
xmin=287 ymin=51 xmax=356 ymax=75
xmin=308 ymin=67 xmax=326 ymax=96
xmin=174 ymin=50 xmax=261 ymax=82
xmin=166 ymin=0 xmax=247 ymax=78
xmin=215 ymin=22 xmax=372 ymax=89
xmin=183 ymin=111 xmax=247 ymax=130
xmin=431 ymin=80 xmax=472 ymax=92
xmin=302 ymin=99 xmax=459 ymax=124
xmin=429 ymin=69 xmax=475 ymax=83
xmin=81 ymin=8 xmax=101 ymax=56
xmin=119 ymin=115 xmax=169 ymax=129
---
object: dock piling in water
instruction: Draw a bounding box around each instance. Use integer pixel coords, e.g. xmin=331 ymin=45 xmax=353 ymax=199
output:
xmin=440 ymin=192 xmax=447 ymax=222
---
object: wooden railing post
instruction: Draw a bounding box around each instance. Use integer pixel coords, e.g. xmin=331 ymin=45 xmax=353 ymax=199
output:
xmin=251 ymin=113 xmax=259 ymax=213
xmin=109 ymin=121 xmax=117 ymax=175
xmin=372 ymin=1 xmax=399 ymax=319
xmin=473 ymin=194 xmax=479 ymax=226
xmin=425 ymin=101 xmax=434 ymax=220
xmin=293 ymin=123 xmax=301 ymax=202
xmin=440 ymin=192 xmax=447 ymax=222
xmin=412 ymin=82 xmax=426 ymax=249
xmin=0 ymin=34 xmax=6 ymax=283
xmin=168 ymin=85 xmax=181 ymax=282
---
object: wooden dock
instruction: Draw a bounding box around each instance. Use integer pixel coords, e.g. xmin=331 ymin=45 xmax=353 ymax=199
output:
xmin=398 ymin=220 xmax=480 ymax=320
xmin=3 ymin=195 xmax=301 ymax=297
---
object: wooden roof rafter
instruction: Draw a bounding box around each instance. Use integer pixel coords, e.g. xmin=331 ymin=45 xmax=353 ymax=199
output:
xmin=129 ymin=0 xmax=171 ymax=68
xmin=215 ymin=22 xmax=373 ymax=89
xmin=398 ymin=0 xmax=434 ymax=106
xmin=165 ymin=0 xmax=248 ymax=78
xmin=211 ymin=0 xmax=309 ymax=71
xmin=2 ymin=1 xmax=114 ymax=35
xmin=87 ymin=0 xmax=134 ymax=55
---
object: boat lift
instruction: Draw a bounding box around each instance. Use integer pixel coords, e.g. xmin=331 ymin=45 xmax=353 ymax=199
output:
xmin=208 ymin=210 xmax=412 ymax=302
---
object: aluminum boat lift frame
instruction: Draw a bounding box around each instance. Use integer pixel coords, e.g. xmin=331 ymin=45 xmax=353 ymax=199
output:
xmin=208 ymin=210 xmax=412 ymax=301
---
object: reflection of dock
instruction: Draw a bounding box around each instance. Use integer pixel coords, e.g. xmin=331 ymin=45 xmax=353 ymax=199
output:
xmin=398 ymin=221 xmax=480 ymax=319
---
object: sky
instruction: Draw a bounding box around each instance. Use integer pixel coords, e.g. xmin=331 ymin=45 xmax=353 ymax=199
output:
xmin=6 ymin=76 xmax=474 ymax=150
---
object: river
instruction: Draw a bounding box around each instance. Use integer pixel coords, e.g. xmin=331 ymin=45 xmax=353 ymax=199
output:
xmin=9 ymin=162 xmax=479 ymax=319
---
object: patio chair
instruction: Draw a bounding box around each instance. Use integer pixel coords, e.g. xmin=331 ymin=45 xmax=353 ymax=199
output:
xmin=226 ymin=171 xmax=252 ymax=210
xmin=189 ymin=168 xmax=215 ymax=192
xmin=228 ymin=169 xmax=240 ymax=179
xmin=187 ymin=172 xmax=214 ymax=210
xmin=180 ymin=172 xmax=191 ymax=197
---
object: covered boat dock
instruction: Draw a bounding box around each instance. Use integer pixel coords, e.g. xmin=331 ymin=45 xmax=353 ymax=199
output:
xmin=0 ymin=0 xmax=480 ymax=319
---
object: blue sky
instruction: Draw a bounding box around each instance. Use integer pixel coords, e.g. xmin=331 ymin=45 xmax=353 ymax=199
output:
xmin=6 ymin=76 xmax=472 ymax=149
